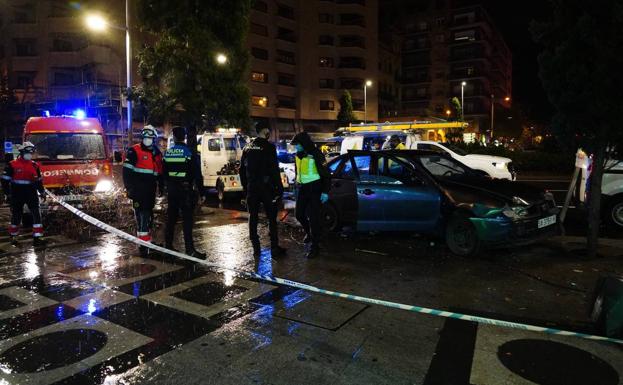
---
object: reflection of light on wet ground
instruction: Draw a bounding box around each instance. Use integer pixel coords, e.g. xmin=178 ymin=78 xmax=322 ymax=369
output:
xmin=87 ymin=298 xmax=98 ymax=315
xmin=281 ymin=290 xmax=310 ymax=309
xmin=23 ymin=250 xmax=40 ymax=279
xmin=98 ymin=240 xmax=120 ymax=272
xmin=0 ymin=364 xmax=12 ymax=375
xmin=223 ymin=270 xmax=235 ymax=286
xmin=56 ymin=304 xmax=65 ymax=321
xmin=257 ymin=250 xmax=273 ymax=276
xmin=249 ymin=305 xmax=275 ymax=350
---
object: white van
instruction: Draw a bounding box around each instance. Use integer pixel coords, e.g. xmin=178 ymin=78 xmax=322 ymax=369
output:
xmin=200 ymin=130 xmax=288 ymax=201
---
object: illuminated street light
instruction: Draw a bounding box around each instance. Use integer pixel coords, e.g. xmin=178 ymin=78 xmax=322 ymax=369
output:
xmin=85 ymin=14 xmax=108 ymax=31
xmin=446 ymin=109 xmax=451 ymax=117
xmin=216 ymin=53 xmax=228 ymax=65
xmin=84 ymin=2 xmax=133 ymax=142
xmin=364 ymin=80 xmax=373 ymax=123
xmin=505 ymin=96 xmax=511 ymax=102
xmin=461 ymin=81 xmax=467 ymax=121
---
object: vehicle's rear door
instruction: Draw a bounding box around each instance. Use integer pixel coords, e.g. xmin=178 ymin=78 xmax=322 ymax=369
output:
xmin=375 ymin=155 xmax=441 ymax=231
xmin=327 ymin=156 xmax=358 ymax=225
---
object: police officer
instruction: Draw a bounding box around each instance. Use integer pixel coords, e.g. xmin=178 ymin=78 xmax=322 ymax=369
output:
xmin=123 ymin=125 xmax=163 ymax=257
xmin=239 ymin=126 xmax=286 ymax=258
xmin=290 ymin=132 xmax=331 ymax=258
xmin=163 ymin=126 xmax=206 ymax=259
xmin=384 ymin=134 xmax=406 ymax=150
xmin=1 ymin=142 xmax=46 ymax=247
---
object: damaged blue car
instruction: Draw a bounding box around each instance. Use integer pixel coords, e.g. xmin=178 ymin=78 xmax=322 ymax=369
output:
xmin=323 ymin=150 xmax=560 ymax=256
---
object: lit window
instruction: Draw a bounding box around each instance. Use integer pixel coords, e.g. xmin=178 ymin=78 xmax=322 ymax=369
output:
xmin=251 ymin=71 xmax=268 ymax=83
xmin=252 ymin=96 xmax=269 ymax=108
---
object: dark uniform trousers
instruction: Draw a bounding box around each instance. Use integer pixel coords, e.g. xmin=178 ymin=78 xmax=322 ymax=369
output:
xmin=295 ymin=180 xmax=322 ymax=248
xmin=247 ymin=183 xmax=279 ymax=248
xmin=165 ymin=183 xmax=196 ymax=252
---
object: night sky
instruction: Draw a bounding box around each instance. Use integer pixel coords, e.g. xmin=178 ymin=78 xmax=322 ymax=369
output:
xmin=481 ymin=0 xmax=554 ymax=124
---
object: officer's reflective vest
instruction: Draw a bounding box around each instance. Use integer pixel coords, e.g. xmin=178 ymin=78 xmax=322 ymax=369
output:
xmin=5 ymin=158 xmax=41 ymax=185
xmin=163 ymin=144 xmax=192 ymax=180
xmin=295 ymin=155 xmax=321 ymax=184
xmin=124 ymin=144 xmax=162 ymax=176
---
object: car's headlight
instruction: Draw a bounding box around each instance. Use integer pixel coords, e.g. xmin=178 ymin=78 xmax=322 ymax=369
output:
xmin=512 ymin=196 xmax=529 ymax=206
xmin=493 ymin=162 xmax=507 ymax=169
xmin=94 ymin=180 xmax=113 ymax=193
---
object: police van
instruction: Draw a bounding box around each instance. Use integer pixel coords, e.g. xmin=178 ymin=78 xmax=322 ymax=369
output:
xmin=200 ymin=129 xmax=289 ymax=201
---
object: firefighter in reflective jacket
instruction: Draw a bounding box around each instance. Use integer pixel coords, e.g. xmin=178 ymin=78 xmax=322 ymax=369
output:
xmin=163 ymin=126 xmax=206 ymax=259
xmin=1 ymin=142 xmax=46 ymax=247
xmin=123 ymin=126 xmax=163 ymax=256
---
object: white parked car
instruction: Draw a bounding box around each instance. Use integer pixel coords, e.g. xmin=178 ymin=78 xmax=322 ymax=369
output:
xmin=580 ymin=158 xmax=623 ymax=229
xmin=411 ymin=141 xmax=515 ymax=180
xmin=340 ymin=133 xmax=515 ymax=180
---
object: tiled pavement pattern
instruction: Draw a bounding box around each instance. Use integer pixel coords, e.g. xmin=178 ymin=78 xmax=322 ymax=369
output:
xmin=0 ymin=230 xmax=622 ymax=384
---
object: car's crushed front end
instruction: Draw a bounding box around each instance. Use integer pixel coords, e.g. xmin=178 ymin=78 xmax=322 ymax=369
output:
xmin=466 ymin=195 xmax=560 ymax=246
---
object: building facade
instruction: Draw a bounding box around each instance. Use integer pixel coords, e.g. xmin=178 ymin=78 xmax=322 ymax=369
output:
xmin=397 ymin=0 xmax=512 ymax=134
xmin=248 ymin=0 xmax=379 ymax=137
xmin=0 ymin=0 xmax=128 ymax=149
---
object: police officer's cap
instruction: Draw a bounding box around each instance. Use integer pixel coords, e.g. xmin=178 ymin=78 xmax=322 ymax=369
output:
xmin=171 ymin=126 xmax=187 ymax=141
xmin=255 ymin=125 xmax=271 ymax=134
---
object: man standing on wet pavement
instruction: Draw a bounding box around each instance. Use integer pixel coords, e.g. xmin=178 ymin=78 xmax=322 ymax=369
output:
xmin=123 ymin=125 xmax=163 ymax=257
xmin=291 ymin=132 xmax=331 ymax=258
xmin=1 ymin=142 xmax=47 ymax=247
xmin=163 ymin=126 xmax=206 ymax=259
xmin=239 ymin=125 xmax=286 ymax=258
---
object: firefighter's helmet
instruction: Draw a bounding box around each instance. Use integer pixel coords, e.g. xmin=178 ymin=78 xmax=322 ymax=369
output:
xmin=141 ymin=125 xmax=158 ymax=139
xmin=19 ymin=142 xmax=36 ymax=153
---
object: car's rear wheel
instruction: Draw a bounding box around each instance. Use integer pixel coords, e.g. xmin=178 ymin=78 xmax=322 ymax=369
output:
xmin=322 ymin=203 xmax=341 ymax=232
xmin=605 ymin=195 xmax=623 ymax=230
xmin=445 ymin=213 xmax=481 ymax=257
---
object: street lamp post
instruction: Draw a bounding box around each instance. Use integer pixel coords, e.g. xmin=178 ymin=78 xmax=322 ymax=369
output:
xmin=364 ymin=80 xmax=372 ymax=123
xmin=85 ymin=1 xmax=133 ymax=142
xmin=490 ymin=95 xmax=511 ymax=140
xmin=461 ymin=81 xmax=466 ymax=122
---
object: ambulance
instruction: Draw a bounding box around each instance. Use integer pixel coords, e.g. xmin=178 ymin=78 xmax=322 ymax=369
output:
xmin=23 ymin=115 xmax=114 ymax=207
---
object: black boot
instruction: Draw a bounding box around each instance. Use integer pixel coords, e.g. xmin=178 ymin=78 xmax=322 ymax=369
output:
xmin=33 ymin=237 xmax=47 ymax=248
xmin=271 ymin=245 xmax=287 ymax=257
xmin=139 ymin=245 xmax=149 ymax=257
xmin=252 ymin=240 xmax=261 ymax=258
xmin=165 ymin=243 xmax=179 ymax=252
xmin=303 ymin=234 xmax=312 ymax=244
xmin=305 ymin=245 xmax=319 ymax=259
xmin=10 ymin=236 xmax=18 ymax=247
xmin=187 ymin=249 xmax=207 ymax=260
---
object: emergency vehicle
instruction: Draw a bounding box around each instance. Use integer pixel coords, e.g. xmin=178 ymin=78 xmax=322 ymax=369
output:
xmin=23 ymin=115 xmax=113 ymax=206
xmin=200 ymin=128 xmax=289 ymax=201
xmin=338 ymin=121 xmax=515 ymax=180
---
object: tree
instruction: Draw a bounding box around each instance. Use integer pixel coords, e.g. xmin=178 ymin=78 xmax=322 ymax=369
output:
xmin=532 ymin=0 xmax=623 ymax=257
xmin=450 ymin=97 xmax=462 ymax=122
xmin=338 ymin=90 xmax=356 ymax=126
xmin=133 ymin=0 xmax=252 ymax=135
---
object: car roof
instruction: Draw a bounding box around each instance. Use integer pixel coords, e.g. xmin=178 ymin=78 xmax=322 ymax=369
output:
xmin=345 ymin=149 xmax=449 ymax=157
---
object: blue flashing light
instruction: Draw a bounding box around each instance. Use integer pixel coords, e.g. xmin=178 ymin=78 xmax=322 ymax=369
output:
xmin=73 ymin=109 xmax=86 ymax=119
xmin=42 ymin=110 xmax=50 ymax=117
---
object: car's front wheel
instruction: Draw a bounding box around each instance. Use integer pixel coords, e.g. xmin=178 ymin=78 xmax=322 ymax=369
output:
xmin=445 ymin=213 xmax=481 ymax=257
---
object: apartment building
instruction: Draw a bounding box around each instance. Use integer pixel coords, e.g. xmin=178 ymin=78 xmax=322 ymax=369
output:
xmin=0 ymin=0 xmax=127 ymax=147
xmin=248 ymin=0 xmax=379 ymax=137
xmin=398 ymin=0 xmax=512 ymax=133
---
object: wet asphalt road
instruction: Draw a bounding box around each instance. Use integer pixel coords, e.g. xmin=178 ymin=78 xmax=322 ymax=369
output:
xmin=0 ymin=190 xmax=622 ymax=384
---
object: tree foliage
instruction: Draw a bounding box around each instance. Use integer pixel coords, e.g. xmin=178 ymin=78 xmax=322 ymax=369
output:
xmin=450 ymin=97 xmax=462 ymax=122
xmin=338 ymin=90 xmax=355 ymax=126
xmin=532 ymin=0 xmax=623 ymax=257
xmin=133 ymin=0 xmax=252 ymax=130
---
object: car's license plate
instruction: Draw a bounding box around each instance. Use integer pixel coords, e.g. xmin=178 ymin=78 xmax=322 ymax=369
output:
xmin=538 ymin=215 xmax=557 ymax=229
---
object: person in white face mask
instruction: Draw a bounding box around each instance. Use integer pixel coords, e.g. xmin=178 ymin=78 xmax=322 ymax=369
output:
xmin=1 ymin=142 xmax=47 ymax=247
xmin=122 ymin=125 xmax=164 ymax=257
